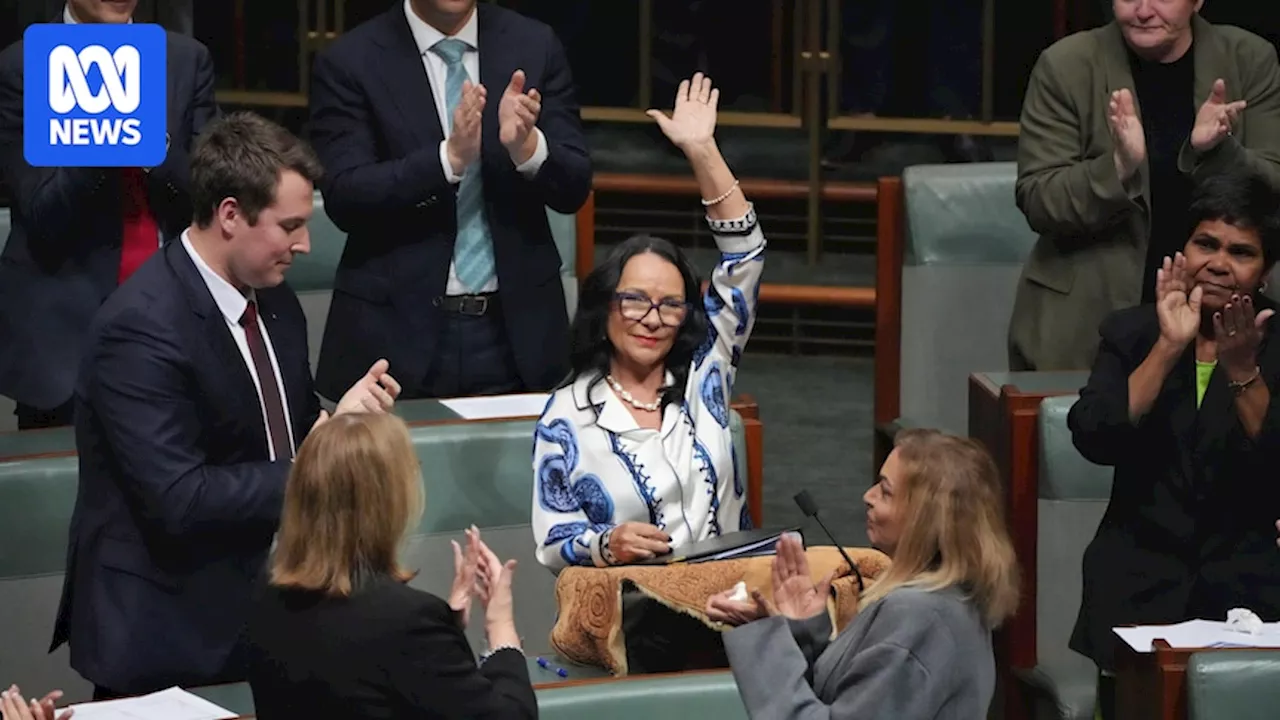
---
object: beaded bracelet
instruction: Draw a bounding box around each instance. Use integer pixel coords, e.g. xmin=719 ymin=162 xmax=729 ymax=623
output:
xmin=701 ymin=179 xmax=740 ymax=207
xmin=479 ymin=644 xmax=524 ymax=664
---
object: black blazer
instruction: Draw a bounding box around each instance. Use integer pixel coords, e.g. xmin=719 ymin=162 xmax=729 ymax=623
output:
xmin=0 ymin=22 xmax=218 ymax=409
xmin=307 ymin=3 xmax=592 ymax=400
xmin=247 ymin=575 xmax=538 ymax=719
xmin=1068 ymin=301 xmax=1280 ymax=671
xmin=51 ymin=240 xmax=323 ymax=694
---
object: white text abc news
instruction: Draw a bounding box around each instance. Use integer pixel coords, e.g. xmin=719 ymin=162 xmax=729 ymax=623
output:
xmin=47 ymin=43 xmax=144 ymax=146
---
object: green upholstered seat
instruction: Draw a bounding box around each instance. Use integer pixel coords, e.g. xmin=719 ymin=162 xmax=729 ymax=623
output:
xmin=187 ymin=668 xmax=743 ymax=719
xmin=898 ymin=162 xmax=1039 ymax=436
xmin=1187 ymin=650 xmax=1280 ymax=720
xmin=1013 ymin=395 xmax=1111 ymax=720
xmin=536 ymin=671 xmax=747 ymax=719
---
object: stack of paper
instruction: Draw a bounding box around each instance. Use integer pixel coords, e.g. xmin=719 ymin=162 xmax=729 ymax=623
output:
xmin=1114 ymin=619 xmax=1280 ymax=652
xmin=440 ymin=392 xmax=550 ymax=420
xmin=66 ymin=687 xmax=238 ymax=720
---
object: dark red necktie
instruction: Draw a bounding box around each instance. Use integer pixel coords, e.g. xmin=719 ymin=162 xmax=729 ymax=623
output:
xmin=118 ymin=167 xmax=160 ymax=284
xmin=239 ymin=300 xmax=293 ymax=462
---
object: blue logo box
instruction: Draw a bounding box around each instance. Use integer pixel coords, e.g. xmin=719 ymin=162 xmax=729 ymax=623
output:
xmin=24 ymin=23 xmax=167 ymax=167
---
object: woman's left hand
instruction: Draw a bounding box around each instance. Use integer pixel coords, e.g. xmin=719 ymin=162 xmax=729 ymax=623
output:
xmin=645 ymin=72 xmax=718 ymax=154
xmin=705 ymin=587 xmax=771 ymax=627
xmin=1214 ymin=294 xmax=1275 ymax=378
xmin=447 ymin=526 xmax=482 ymax=628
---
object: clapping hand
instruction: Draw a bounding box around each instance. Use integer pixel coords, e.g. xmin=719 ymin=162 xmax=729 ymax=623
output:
xmin=447 ymin=526 xmax=483 ymax=628
xmin=1155 ymin=253 xmax=1203 ymax=349
xmin=646 ymin=72 xmax=718 ymax=156
xmin=446 ymin=80 xmax=486 ymax=176
xmin=499 ymin=70 xmax=542 ymax=164
xmin=769 ymin=533 xmax=835 ymax=621
xmin=334 ymin=359 xmax=401 ymax=416
xmin=1108 ymin=89 xmax=1145 ymax=182
xmin=705 ymin=585 xmax=771 ymax=627
xmin=0 ymin=687 xmax=71 ymax=720
xmin=1213 ymin=292 xmax=1274 ymax=379
xmin=1191 ymin=79 xmax=1247 ymax=153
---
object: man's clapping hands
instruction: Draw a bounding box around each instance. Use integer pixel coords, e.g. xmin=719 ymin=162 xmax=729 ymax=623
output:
xmin=312 ymin=359 xmax=401 ymax=431
xmin=445 ymin=70 xmax=543 ymax=176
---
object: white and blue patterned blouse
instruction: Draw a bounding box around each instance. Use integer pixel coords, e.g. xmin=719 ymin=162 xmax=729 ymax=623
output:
xmin=531 ymin=210 xmax=765 ymax=571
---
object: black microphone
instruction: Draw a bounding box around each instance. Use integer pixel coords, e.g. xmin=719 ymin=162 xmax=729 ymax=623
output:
xmin=794 ymin=490 xmax=865 ymax=594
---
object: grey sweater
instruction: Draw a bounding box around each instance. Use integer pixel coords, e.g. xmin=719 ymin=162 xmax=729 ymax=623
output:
xmin=722 ymin=585 xmax=995 ymax=719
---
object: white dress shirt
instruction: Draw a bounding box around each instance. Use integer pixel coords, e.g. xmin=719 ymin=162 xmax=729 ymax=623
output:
xmin=181 ymin=231 xmax=298 ymax=461
xmin=531 ymin=220 xmax=768 ymax=571
xmin=402 ymin=0 xmax=549 ymax=296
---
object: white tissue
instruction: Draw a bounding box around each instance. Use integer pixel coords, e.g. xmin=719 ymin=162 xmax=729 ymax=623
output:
xmin=728 ymin=581 xmax=748 ymax=602
xmin=1227 ymin=608 xmax=1264 ymax=635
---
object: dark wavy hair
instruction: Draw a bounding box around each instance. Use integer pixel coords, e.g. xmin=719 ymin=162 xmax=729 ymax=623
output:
xmin=1186 ymin=169 xmax=1280 ymax=268
xmin=563 ymin=235 xmax=710 ymax=410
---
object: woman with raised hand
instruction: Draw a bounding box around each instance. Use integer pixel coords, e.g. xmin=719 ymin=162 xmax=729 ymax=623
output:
xmin=706 ymin=429 xmax=1020 ymax=719
xmin=247 ymin=412 xmax=535 ymax=719
xmin=531 ymin=73 xmax=765 ymax=570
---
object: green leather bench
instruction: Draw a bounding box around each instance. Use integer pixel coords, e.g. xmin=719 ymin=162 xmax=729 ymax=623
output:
xmin=1187 ymin=650 xmax=1280 ymax=720
xmin=1013 ymin=395 xmax=1111 ymax=720
xmin=0 ymin=405 xmax=752 ymax=704
xmin=189 ymin=669 xmax=746 ymax=719
xmin=895 ymin=162 xmax=1039 ymax=437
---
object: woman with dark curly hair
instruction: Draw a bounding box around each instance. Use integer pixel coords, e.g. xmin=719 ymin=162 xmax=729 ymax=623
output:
xmin=531 ymin=73 xmax=765 ymax=571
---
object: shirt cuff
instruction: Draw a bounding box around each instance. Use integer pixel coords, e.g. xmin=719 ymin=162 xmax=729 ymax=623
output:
xmin=514 ymin=128 xmax=548 ymax=177
xmin=439 ymin=140 xmax=463 ymax=184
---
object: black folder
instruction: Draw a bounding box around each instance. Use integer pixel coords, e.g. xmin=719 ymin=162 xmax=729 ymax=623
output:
xmin=633 ymin=527 xmax=802 ymax=565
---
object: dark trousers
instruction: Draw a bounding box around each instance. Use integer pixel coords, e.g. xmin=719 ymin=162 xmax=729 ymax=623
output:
xmin=16 ymin=400 xmax=73 ymax=430
xmin=418 ymin=295 xmax=524 ymax=399
xmin=621 ymin=585 xmax=728 ymax=674
xmin=1096 ymin=672 xmax=1115 ymax=720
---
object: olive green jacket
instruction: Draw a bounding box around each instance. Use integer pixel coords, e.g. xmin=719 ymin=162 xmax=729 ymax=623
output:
xmin=1009 ymin=15 xmax=1280 ymax=370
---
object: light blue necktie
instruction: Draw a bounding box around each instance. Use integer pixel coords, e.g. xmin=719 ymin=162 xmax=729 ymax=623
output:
xmin=431 ymin=38 xmax=496 ymax=293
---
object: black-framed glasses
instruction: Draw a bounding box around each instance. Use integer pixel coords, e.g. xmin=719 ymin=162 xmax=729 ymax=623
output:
xmin=613 ymin=291 xmax=689 ymax=327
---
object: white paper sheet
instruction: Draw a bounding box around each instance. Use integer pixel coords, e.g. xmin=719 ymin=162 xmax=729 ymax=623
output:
xmin=1114 ymin=619 xmax=1280 ymax=652
xmin=440 ymin=392 xmax=550 ymax=420
xmin=65 ymin=687 xmax=238 ymax=720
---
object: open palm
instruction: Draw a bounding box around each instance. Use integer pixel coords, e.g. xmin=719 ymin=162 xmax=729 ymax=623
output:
xmin=771 ymin=534 xmax=834 ymax=620
xmin=1155 ymin=253 xmax=1202 ymax=347
xmin=646 ymin=72 xmax=718 ymax=152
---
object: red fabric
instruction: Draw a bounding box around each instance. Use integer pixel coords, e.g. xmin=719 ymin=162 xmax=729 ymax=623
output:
xmin=118 ymin=168 xmax=159 ymax=284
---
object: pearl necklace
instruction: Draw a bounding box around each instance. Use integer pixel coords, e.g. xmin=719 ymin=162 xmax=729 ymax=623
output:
xmin=605 ymin=374 xmax=661 ymax=412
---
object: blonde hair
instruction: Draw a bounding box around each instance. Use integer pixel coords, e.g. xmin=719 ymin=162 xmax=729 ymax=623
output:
xmin=860 ymin=428 xmax=1021 ymax=628
xmin=270 ymin=412 xmax=423 ymax=596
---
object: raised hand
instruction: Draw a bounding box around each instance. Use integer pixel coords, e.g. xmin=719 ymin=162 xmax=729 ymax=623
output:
xmin=446 ymin=80 xmax=486 ymax=176
xmin=1191 ymin=79 xmax=1247 ymax=153
xmin=646 ymin=72 xmax=719 ymax=154
xmin=1214 ymin=293 xmax=1274 ymax=378
xmin=498 ymin=70 xmax=542 ymax=164
xmin=606 ymin=522 xmax=671 ymax=564
xmin=1 ymin=687 xmax=71 ymax=720
xmin=1108 ymin=89 xmax=1145 ymax=182
xmin=334 ymin=358 xmax=401 ymax=416
xmin=447 ymin=526 xmax=482 ymax=628
xmin=474 ymin=540 xmax=517 ymax=628
xmin=770 ymin=534 xmax=835 ymax=621
xmin=1155 ymin=253 xmax=1203 ymax=348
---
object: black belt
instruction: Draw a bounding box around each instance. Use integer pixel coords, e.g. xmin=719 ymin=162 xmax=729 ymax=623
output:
xmin=437 ymin=293 xmax=497 ymax=316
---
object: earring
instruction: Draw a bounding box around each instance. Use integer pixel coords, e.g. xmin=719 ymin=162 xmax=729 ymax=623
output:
xmin=1262 ymin=281 xmax=1269 ymax=293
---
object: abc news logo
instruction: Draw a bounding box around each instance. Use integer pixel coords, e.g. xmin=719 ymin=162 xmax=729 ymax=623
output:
xmin=23 ymin=24 xmax=167 ymax=167
xmin=48 ymin=44 xmax=143 ymax=146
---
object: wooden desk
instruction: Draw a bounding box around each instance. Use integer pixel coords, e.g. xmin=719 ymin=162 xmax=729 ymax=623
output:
xmin=1115 ymin=639 xmax=1268 ymax=720
xmin=967 ymin=371 xmax=1089 ymax=720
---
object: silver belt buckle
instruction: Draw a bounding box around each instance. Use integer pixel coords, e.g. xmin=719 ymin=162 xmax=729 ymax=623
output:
xmin=459 ymin=295 xmax=488 ymax=316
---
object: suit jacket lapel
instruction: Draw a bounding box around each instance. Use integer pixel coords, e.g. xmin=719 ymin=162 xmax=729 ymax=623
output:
xmin=374 ymin=7 xmax=446 ymax=149
xmin=166 ymin=242 xmax=266 ymax=440
xmin=477 ymin=4 xmax=510 ymax=160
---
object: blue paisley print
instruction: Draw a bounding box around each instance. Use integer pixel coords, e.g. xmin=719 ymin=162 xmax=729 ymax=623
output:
xmin=730 ymin=287 xmax=749 ymax=336
xmin=700 ymin=364 xmax=729 ymax=428
xmin=535 ymin=419 xmax=615 ymax=521
xmin=693 ymin=437 xmax=723 ymax=537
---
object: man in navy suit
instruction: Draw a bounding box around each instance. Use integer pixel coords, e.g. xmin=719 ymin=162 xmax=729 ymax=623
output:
xmin=308 ymin=0 xmax=593 ymax=401
xmin=51 ymin=112 xmax=402 ymax=699
xmin=0 ymin=0 xmax=216 ymax=429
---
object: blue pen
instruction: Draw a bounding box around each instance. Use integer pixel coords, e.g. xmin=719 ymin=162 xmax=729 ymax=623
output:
xmin=536 ymin=656 xmax=569 ymax=678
